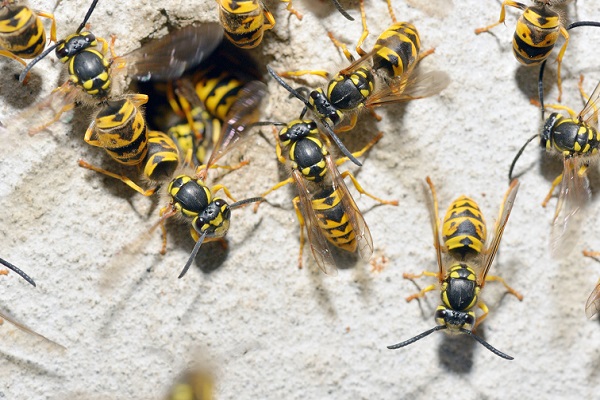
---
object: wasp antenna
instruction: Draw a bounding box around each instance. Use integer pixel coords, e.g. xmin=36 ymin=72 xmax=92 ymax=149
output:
xmin=537 ymin=59 xmax=547 ymax=120
xmin=179 ymin=231 xmax=208 ymax=279
xmin=267 ymin=65 xmax=311 ymax=107
xmin=387 ymin=325 xmax=446 ymax=349
xmin=19 ymin=42 xmax=60 ymax=83
xmin=330 ymin=0 xmax=354 ymax=21
xmin=459 ymin=328 xmax=514 ymax=360
xmin=0 ymin=257 xmax=36 ymax=287
xmin=230 ymin=197 xmax=264 ymax=210
xmin=322 ymin=122 xmax=362 ymax=166
xmin=246 ymin=121 xmax=287 ymax=130
xmin=567 ymin=21 xmax=600 ymax=31
xmin=76 ymin=0 xmax=101 ymax=33
xmin=508 ymin=133 xmax=538 ymax=182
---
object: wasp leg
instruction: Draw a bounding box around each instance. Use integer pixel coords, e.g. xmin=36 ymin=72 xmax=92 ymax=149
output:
xmin=542 ymin=173 xmax=562 ymax=207
xmin=35 ymin=10 xmax=57 ymax=42
xmin=78 ymin=159 xmax=156 ymax=196
xmin=386 ymin=0 xmax=396 ymax=24
xmin=583 ymin=250 xmax=600 ymax=257
xmin=473 ymin=301 xmax=490 ymax=331
xmin=578 ymin=75 xmax=599 ymax=126
xmin=334 ymin=131 xmax=383 ymax=165
xmin=484 ymin=275 xmax=524 ymax=301
xmin=355 ymin=0 xmax=369 ymax=56
xmin=280 ymin=0 xmax=302 ymax=20
xmin=474 ymin=1 xmax=528 ymax=35
xmin=402 ymin=270 xmax=439 ymax=302
xmin=334 ymin=113 xmax=359 ymax=132
xmin=0 ymin=50 xmax=28 ymax=67
xmin=209 ymin=184 xmax=238 ymax=203
xmin=417 ymin=48 xmax=435 ymax=63
xmin=341 ymin=171 xmax=398 ymax=205
xmin=28 ymin=83 xmax=76 ymax=135
xmin=279 ymin=70 xmax=330 ymax=79
xmin=327 ymin=31 xmax=355 ymax=63
xmin=555 ymin=26 xmax=569 ymax=102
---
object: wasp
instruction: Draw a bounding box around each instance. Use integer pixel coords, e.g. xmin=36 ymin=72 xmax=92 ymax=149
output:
xmin=475 ymin=1 xmax=600 ymax=102
xmin=165 ymin=368 xmax=214 ymax=400
xmin=267 ymin=15 xmax=449 ymax=166
xmin=509 ymin=77 xmax=600 ymax=256
xmin=257 ymin=119 xmax=398 ymax=274
xmin=0 ymin=256 xmax=64 ymax=348
xmin=217 ymin=0 xmax=353 ymax=49
xmin=0 ymin=0 xmax=56 ymax=79
xmin=11 ymin=0 xmax=224 ymax=135
xmin=156 ymin=81 xmax=267 ymax=278
xmin=388 ymin=178 xmax=522 ymax=360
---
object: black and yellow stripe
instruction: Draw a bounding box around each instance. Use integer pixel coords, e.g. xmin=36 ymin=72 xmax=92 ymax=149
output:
xmin=512 ymin=5 xmax=560 ymax=66
xmin=372 ymin=22 xmax=421 ymax=78
xmin=442 ymin=195 xmax=487 ymax=259
xmin=542 ymin=112 xmax=600 ymax=157
xmin=217 ymin=0 xmax=274 ymax=49
xmin=0 ymin=4 xmax=46 ymax=58
xmin=312 ymin=186 xmax=357 ymax=252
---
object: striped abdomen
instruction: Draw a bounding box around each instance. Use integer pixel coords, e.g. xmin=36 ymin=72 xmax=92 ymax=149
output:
xmin=541 ymin=112 xmax=600 ymax=157
xmin=218 ymin=0 xmax=273 ymax=49
xmin=192 ymin=65 xmax=243 ymax=121
xmin=512 ymin=5 xmax=560 ymax=66
xmin=93 ymin=99 xmax=148 ymax=165
xmin=144 ymin=131 xmax=180 ymax=182
xmin=442 ymin=196 xmax=486 ymax=259
xmin=312 ymin=186 xmax=357 ymax=252
xmin=372 ymin=22 xmax=421 ymax=78
xmin=0 ymin=5 xmax=46 ymax=58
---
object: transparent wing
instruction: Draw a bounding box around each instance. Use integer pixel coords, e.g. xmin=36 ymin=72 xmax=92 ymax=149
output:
xmin=406 ymin=0 xmax=454 ymax=18
xmin=326 ymin=155 xmax=374 ymax=261
xmin=365 ymin=70 xmax=450 ymax=108
xmin=0 ymin=309 xmax=65 ymax=350
xmin=585 ymin=280 xmax=600 ymax=319
xmin=479 ymin=179 xmax=520 ymax=284
xmin=424 ymin=177 xmax=445 ymax=281
xmin=550 ymin=158 xmax=591 ymax=258
xmin=3 ymin=81 xmax=80 ymax=135
xmin=125 ymin=23 xmax=224 ymax=82
xmin=203 ymin=81 xmax=268 ymax=170
xmin=578 ymin=80 xmax=600 ymax=129
xmin=292 ymin=170 xmax=338 ymax=276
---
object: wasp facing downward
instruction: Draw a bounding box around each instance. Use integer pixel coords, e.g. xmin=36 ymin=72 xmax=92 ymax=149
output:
xmin=258 ymin=119 xmax=397 ymax=274
xmin=388 ymin=178 xmax=522 ymax=360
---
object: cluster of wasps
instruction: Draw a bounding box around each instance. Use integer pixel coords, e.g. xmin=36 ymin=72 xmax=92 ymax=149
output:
xmin=1 ymin=1 xmax=600 ymax=392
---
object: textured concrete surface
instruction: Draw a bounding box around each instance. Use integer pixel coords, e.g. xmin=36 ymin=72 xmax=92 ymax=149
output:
xmin=1 ymin=1 xmax=600 ymax=399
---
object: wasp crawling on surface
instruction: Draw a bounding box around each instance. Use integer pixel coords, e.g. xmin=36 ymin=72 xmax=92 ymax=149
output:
xmin=0 ymin=0 xmax=56 ymax=81
xmin=510 ymin=76 xmax=600 ymax=257
xmin=267 ymin=2 xmax=449 ymax=166
xmin=257 ymin=119 xmax=397 ymax=274
xmin=217 ymin=0 xmax=353 ymax=49
xmin=9 ymin=0 xmax=223 ymax=136
xmin=475 ymin=0 xmax=600 ymax=101
xmin=388 ymin=178 xmax=522 ymax=360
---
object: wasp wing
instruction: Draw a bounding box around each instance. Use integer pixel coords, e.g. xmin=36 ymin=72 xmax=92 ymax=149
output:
xmin=550 ymin=158 xmax=591 ymax=258
xmin=365 ymin=70 xmax=450 ymax=108
xmin=325 ymin=155 xmax=374 ymax=261
xmin=585 ymin=280 xmax=600 ymax=319
xmin=126 ymin=23 xmax=224 ymax=82
xmin=577 ymin=80 xmax=600 ymax=129
xmin=479 ymin=179 xmax=520 ymax=285
xmin=203 ymin=81 xmax=268 ymax=170
xmin=0 ymin=309 xmax=65 ymax=350
xmin=424 ymin=177 xmax=445 ymax=281
xmin=292 ymin=170 xmax=338 ymax=276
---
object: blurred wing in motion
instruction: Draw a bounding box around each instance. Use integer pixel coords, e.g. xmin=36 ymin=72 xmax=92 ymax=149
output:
xmin=0 ymin=309 xmax=65 ymax=350
xmin=126 ymin=23 xmax=224 ymax=82
xmin=424 ymin=177 xmax=445 ymax=280
xmin=585 ymin=280 xmax=600 ymax=319
xmin=578 ymin=80 xmax=600 ymax=130
xmin=366 ymin=70 xmax=450 ymax=108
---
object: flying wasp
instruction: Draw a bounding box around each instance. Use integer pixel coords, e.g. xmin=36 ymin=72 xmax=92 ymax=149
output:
xmin=217 ymin=0 xmax=353 ymax=49
xmin=475 ymin=0 xmax=600 ymax=101
xmin=387 ymin=178 xmax=522 ymax=360
xmin=257 ymin=119 xmax=398 ymax=274
xmin=9 ymin=0 xmax=223 ymax=135
xmin=0 ymin=0 xmax=56 ymax=81
xmin=267 ymin=7 xmax=449 ymax=166
xmin=509 ymin=76 xmax=600 ymax=257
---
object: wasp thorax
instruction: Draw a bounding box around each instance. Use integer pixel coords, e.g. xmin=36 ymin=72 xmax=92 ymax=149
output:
xmin=168 ymin=176 xmax=210 ymax=217
xmin=280 ymin=120 xmax=317 ymax=143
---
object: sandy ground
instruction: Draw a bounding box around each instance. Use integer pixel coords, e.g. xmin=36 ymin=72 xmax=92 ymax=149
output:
xmin=1 ymin=0 xmax=600 ymax=399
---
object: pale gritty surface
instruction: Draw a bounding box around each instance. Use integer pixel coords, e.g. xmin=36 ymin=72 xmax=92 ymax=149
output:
xmin=0 ymin=1 xmax=599 ymax=399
